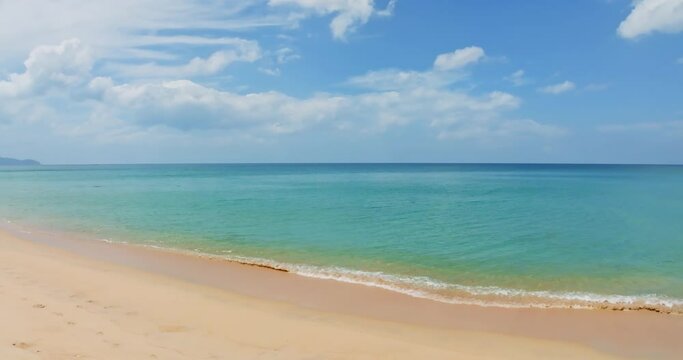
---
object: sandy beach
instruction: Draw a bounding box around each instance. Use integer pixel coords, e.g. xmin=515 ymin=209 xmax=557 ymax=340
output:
xmin=1 ymin=227 xmax=681 ymax=359
xmin=2 ymin=0 xmax=682 ymax=357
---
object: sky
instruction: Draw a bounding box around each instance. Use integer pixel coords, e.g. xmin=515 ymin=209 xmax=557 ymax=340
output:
xmin=0 ymin=0 xmax=682 ymax=164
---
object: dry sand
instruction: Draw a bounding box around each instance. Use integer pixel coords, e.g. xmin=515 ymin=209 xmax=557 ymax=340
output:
xmin=1 ymin=227 xmax=681 ymax=359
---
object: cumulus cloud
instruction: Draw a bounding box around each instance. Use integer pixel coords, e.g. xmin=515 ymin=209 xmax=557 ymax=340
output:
xmin=348 ymin=46 xmax=483 ymax=90
xmin=84 ymin=76 xmax=527 ymax=138
xmin=87 ymin=79 xmax=344 ymax=133
xmin=269 ymin=0 xmax=396 ymax=40
xmin=618 ymin=0 xmax=683 ymax=39
xmin=0 ymin=0 xmax=389 ymax=82
xmin=433 ymin=46 xmax=485 ymax=71
xmin=1 ymin=40 xmax=564 ymax=144
xmin=107 ymin=46 xmax=556 ymax=140
xmin=0 ymin=39 xmax=92 ymax=97
xmin=539 ymin=80 xmax=575 ymax=94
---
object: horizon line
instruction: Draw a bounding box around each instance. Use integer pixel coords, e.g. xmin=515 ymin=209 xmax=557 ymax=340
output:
xmin=19 ymin=161 xmax=683 ymax=167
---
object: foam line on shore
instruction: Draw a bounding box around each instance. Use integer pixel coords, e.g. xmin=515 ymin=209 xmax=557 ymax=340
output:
xmin=4 ymin=218 xmax=681 ymax=315
xmin=121 ymin=239 xmax=683 ymax=314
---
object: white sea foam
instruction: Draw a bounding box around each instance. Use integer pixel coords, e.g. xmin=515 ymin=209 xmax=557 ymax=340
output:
xmin=202 ymin=252 xmax=683 ymax=313
xmin=4 ymin=218 xmax=679 ymax=314
xmin=96 ymin=237 xmax=128 ymax=244
xmin=289 ymin=264 xmax=683 ymax=312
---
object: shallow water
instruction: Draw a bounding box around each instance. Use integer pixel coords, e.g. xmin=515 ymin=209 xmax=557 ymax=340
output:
xmin=1 ymin=164 xmax=682 ymax=311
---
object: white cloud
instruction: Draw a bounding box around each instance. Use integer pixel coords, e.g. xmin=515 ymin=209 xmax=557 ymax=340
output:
xmin=0 ymin=0 xmax=399 ymax=88
xmin=348 ymin=46 xmax=484 ymax=91
xmin=88 ymin=79 xmax=342 ymax=133
xmin=0 ymin=39 xmax=92 ymax=97
xmin=504 ymin=69 xmax=527 ymax=86
xmin=269 ymin=0 xmax=396 ymax=40
xmin=259 ymin=67 xmax=282 ymax=76
xmin=0 ymin=1 xmax=290 ymax=59
xmin=539 ymin=81 xmax=575 ymax=94
xmin=433 ymin=46 xmax=485 ymax=71
xmin=111 ymin=40 xmax=262 ymax=78
xmin=1 ymin=40 xmax=564 ymax=151
xmin=618 ymin=0 xmax=683 ymax=39
xmin=376 ymin=0 xmax=397 ymax=16
xmin=83 ymin=76 xmax=526 ymax=138
xmin=677 ymin=56 xmax=683 ymax=64
xmin=0 ymin=0 xmax=384 ymax=82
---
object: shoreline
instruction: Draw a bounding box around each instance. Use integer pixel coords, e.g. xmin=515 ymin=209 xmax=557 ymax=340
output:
xmin=1 ymin=224 xmax=683 ymax=358
xmin=4 ymin=219 xmax=681 ymax=315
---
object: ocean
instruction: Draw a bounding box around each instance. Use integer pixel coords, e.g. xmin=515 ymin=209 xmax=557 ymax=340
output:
xmin=1 ymin=163 xmax=682 ymax=312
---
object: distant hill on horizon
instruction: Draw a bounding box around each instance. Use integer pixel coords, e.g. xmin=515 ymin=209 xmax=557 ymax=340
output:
xmin=0 ymin=157 xmax=40 ymax=166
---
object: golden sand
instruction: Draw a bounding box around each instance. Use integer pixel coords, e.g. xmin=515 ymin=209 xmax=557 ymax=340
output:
xmin=1 ymin=227 xmax=681 ymax=359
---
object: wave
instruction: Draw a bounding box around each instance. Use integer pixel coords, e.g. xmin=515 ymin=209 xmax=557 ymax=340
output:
xmin=170 ymin=248 xmax=683 ymax=314
xmin=5 ymin=218 xmax=681 ymax=314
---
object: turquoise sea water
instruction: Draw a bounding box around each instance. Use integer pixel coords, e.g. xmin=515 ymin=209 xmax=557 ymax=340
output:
xmin=1 ymin=164 xmax=682 ymax=311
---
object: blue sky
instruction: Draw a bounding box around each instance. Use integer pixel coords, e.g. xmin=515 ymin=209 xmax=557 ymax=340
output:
xmin=0 ymin=0 xmax=682 ymax=164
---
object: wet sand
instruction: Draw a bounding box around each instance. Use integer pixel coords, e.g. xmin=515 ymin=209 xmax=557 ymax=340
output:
xmin=1 ymin=226 xmax=681 ymax=359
